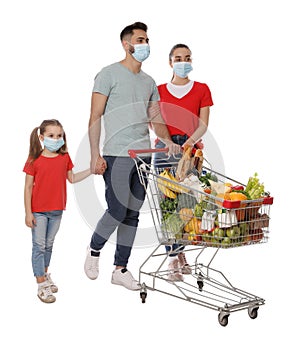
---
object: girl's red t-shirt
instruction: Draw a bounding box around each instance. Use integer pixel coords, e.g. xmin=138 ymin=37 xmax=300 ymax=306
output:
xmin=157 ymin=81 xmax=213 ymax=137
xmin=23 ymin=153 xmax=74 ymax=212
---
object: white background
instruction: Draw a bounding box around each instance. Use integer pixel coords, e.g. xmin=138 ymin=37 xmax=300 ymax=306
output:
xmin=1 ymin=0 xmax=298 ymax=347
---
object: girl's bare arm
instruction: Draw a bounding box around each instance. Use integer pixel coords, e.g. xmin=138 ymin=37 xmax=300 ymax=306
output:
xmin=24 ymin=174 xmax=36 ymax=228
xmin=67 ymin=168 xmax=91 ymax=184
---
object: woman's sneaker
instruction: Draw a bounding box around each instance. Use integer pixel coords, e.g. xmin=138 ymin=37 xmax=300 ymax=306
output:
xmin=45 ymin=273 xmax=58 ymax=293
xmin=178 ymin=252 xmax=192 ymax=274
xmin=84 ymin=246 xmax=100 ymax=280
xmin=37 ymin=281 xmax=56 ymax=303
xmin=168 ymin=258 xmax=183 ymax=281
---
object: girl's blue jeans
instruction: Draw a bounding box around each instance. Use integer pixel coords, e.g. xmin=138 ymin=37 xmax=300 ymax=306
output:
xmin=31 ymin=210 xmax=63 ymax=277
xmin=90 ymin=156 xmax=151 ymax=267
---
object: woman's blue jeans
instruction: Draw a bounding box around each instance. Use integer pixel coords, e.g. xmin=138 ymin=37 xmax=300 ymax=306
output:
xmin=32 ymin=210 xmax=63 ymax=277
xmin=154 ymin=135 xmax=189 ymax=256
xmin=90 ymin=156 xmax=151 ymax=267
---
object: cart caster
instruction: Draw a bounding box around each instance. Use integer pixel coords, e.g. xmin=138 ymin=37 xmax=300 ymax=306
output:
xmin=197 ymin=279 xmax=204 ymax=292
xmin=140 ymin=292 xmax=147 ymax=303
xmin=248 ymin=306 xmax=259 ymax=319
xmin=218 ymin=312 xmax=230 ymax=327
xmin=140 ymin=283 xmax=147 ymax=303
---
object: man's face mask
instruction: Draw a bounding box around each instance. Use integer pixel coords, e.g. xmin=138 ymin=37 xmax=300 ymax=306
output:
xmin=128 ymin=42 xmax=150 ymax=62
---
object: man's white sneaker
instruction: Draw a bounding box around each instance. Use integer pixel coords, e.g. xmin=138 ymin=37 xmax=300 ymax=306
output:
xmin=111 ymin=268 xmax=141 ymax=291
xmin=45 ymin=273 xmax=58 ymax=293
xmin=84 ymin=246 xmax=100 ymax=280
xmin=37 ymin=281 xmax=56 ymax=303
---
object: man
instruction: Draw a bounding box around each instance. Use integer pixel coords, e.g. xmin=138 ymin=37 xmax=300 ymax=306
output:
xmin=84 ymin=22 xmax=180 ymax=290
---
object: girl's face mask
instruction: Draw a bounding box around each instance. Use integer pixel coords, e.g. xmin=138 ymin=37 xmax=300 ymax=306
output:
xmin=43 ymin=137 xmax=65 ymax=152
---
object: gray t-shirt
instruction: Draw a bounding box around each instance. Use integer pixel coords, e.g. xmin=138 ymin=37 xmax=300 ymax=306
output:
xmin=93 ymin=62 xmax=160 ymax=156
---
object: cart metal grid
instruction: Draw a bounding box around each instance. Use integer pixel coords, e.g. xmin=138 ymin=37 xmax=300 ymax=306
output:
xmin=129 ymin=148 xmax=273 ymax=326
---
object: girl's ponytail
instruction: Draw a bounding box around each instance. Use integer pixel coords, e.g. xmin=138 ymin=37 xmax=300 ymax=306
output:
xmin=28 ymin=127 xmax=42 ymax=162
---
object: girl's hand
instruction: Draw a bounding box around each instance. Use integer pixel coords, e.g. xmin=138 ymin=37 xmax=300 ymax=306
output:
xmin=91 ymin=155 xmax=107 ymax=175
xmin=25 ymin=213 xmax=36 ymax=228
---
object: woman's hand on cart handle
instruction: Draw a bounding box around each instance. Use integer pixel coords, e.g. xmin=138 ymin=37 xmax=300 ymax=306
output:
xmin=164 ymin=140 xmax=182 ymax=156
xmin=182 ymin=138 xmax=204 ymax=150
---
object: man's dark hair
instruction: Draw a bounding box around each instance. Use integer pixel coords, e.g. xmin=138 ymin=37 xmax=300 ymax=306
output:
xmin=120 ymin=22 xmax=148 ymax=41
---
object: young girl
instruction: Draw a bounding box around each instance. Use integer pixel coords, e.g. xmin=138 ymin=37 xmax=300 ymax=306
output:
xmin=23 ymin=119 xmax=91 ymax=303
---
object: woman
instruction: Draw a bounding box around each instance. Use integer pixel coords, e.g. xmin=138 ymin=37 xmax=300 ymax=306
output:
xmin=154 ymin=43 xmax=213 ymax=281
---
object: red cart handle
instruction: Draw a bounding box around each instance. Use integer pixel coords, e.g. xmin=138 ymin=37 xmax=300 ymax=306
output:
xmin=128 ymin=148 xmax=169 ymax=158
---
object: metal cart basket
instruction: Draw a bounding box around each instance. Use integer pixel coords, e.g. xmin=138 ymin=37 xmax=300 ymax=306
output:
xmin=129 ymin=148 xmax=273 ymax=326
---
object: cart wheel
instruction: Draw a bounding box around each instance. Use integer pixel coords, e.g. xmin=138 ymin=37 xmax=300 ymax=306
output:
xmin=248 ymin=306 xmax=259 ymax=319
xmin=218 ymin=312 xmax=229 ymax=327
xmin=139 ymin=282 xmax=147 ymax=303
xmin=197 ymin=279 xmax=204 ymax=292
xmin=140 ymin=292 xmax=147 ymax=303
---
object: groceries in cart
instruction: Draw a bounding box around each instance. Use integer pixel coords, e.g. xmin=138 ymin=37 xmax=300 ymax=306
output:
xmin=157 ymin=168 xmax=273 ymax=248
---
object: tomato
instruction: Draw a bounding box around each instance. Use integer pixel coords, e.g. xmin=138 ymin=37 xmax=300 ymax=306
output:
xmin=192 ymin=235 xmax=202 ymax=245
xmin=231 ymin=185 xmax=244 ymax=191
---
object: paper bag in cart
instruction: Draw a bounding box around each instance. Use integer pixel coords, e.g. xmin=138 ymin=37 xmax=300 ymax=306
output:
xmin=175 ymin=147 xmax=204 ymax=181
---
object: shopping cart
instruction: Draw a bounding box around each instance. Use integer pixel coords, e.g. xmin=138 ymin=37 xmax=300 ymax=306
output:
xmin=128 ymin=148 xmax=273 ymax=326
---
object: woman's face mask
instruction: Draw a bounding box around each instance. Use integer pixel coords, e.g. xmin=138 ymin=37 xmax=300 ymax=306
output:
xmin=43 ymin=136 xmax=65 ymax=152
xmin=173 ymin=62 xmax=193 ymax=78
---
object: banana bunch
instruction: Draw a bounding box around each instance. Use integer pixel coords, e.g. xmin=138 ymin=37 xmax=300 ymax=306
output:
xmin=157 ymin=170 xmax=189 ymax=198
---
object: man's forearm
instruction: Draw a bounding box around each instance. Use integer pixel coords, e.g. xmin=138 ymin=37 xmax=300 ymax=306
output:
xmin=152 ymin=121 xmax=173 ymax=143
xmin=148 ymin=101 xmax=172 ymax=144
xmin=88 ymin=115 xmax=101 ymax=157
